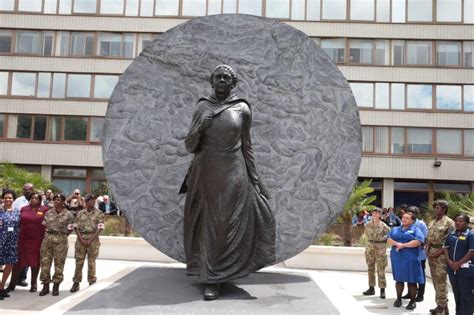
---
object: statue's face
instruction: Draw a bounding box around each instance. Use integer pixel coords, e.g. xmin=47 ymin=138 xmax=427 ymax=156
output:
xmin=211 ymin=69 xmax=234 ymax=94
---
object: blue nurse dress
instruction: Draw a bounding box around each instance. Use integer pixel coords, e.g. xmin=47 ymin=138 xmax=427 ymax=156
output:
xmin=388 ymin=224 xmax=425 ymax=284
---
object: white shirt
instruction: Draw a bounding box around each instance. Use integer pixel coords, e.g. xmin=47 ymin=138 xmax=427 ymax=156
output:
xmin=13 ymin=195 xmax=29 ymax=212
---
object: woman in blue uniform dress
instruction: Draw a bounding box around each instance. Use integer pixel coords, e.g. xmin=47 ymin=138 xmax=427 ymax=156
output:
xmin=387 ymin=212 xmax=425 ymax=310
xmin=0 ymin=189 xmax=20 ymax=300
xmin=443 ymin=214 xmax=474 ymax=315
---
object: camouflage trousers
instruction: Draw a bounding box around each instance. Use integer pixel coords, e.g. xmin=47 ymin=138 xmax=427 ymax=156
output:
xmin=365 ymin=243 xmax=388 ymax=288
xmin=39 ymin=234 xmax=69 ymax=284
xmin=72 ymin=237 xmax=100 ymax=284
xmin=428 ymin=248 xmax=448 ymax=307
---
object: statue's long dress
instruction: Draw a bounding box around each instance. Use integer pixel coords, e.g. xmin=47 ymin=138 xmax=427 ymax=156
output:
xmin=184 ymin=94 xmax=275 ymax=284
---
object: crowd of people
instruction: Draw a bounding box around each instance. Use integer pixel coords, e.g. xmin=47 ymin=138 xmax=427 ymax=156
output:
xmin=0 ymin=183 xmax=110 ymax=300
xmin=361 ymin=201 xmax=473 ymax=314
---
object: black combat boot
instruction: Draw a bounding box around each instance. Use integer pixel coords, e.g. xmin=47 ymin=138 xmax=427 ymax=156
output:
xmin=406 ymin=299 xmax=416 ymax=310
xmin=70 ymin=282 xmax=80 ymax=293
xmin=380 ymin=288 xmax=385 ymax=299
xmin=39 ymin=284 xmax=50 ymax=296
xmin=52 ymin=283 xmax=59 ymax=296
xmin=415 ymin=283 xmax=424 ymax=302
xmin=362 ymin=286 xmax=375 ymax=295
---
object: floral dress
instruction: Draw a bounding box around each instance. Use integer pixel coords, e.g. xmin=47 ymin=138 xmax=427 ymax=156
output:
xmin=0 ymin=207 xmax=21 ymax=264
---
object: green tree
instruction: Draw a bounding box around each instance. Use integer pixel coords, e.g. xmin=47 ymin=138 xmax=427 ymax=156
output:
xmin=422 ymin=191 xmax=474 ymax=220
xmin=337 ymin=179 xmax=377 ymax=246
xmin=0 ymin=162 xmax=55 ymax=195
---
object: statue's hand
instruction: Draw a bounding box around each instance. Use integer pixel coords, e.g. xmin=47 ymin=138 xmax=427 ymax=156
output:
xmin=198 ymin=115 xmax=213 ymax=132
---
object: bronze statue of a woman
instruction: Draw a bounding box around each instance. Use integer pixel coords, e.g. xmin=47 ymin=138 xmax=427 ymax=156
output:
xmin=183 ymin=65 xmax=276 ymax=300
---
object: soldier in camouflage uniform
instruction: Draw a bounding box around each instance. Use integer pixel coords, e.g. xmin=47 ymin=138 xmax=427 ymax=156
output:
xmin=362 ymin=208 xmax=391 ymax=299
xmin=70 ymin=194 xmax=104 ymax=293
xmin=427 ymin=200 xmax=455 ymax=315
xmin=39 ymin=193 xmax=75 ymax=296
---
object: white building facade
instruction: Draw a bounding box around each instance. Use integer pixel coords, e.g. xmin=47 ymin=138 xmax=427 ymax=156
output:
xmin=0 ymin=0 xmax=473 ymax=207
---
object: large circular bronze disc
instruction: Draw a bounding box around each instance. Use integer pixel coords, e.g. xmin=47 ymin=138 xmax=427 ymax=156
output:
xmin=103 ymin=14 xmax=361 ymax=263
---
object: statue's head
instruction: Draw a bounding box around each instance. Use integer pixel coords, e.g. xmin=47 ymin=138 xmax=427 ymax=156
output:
xmin=209 ymin=65 xmax=238 ymax=93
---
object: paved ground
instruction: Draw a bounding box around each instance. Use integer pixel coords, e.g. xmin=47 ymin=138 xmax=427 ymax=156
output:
xmin=0 ymin=259 xmax=455 ymax=315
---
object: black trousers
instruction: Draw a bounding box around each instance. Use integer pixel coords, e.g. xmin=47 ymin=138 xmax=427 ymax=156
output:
xmin=448 ymin=273 xmax=474 ymax=315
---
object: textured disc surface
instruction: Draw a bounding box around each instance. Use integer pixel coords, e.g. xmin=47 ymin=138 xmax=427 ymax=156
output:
xmin=103 ymin=14 xmax=361 ymax=263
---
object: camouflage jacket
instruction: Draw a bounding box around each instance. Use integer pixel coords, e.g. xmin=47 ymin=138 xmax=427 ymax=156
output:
xmin=42 ymin=208 xmax=75 ymax=234
xmin=364 ymin=220 xmax=391 ymax=243
xmin=427 ymin=216 xmax=455 ymax=247
xmin=75 ymin=208 xmax=105 ymax=234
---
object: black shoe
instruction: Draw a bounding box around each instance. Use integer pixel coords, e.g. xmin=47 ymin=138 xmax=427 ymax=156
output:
xmin=52 ymin=284 xmax=59 ymax=296
xmin=39 ymin=284 xmax=50 ymax=296
xmin=5 ymin=284 xmax=15 ymax=293
xmin=415 ymin=295 xmax=424 ymax=302
xmin=362 ymin=286 xmax=375 ymax=296
xmin=203 ymin=284 xmax=220 ymax=301
xmin=406 ymin=300 xmax=416 ymax=310
xmin=70 ymin=282 xmax=80 ymax=293
xmin=380 ymin=288 xmax=385 ymax=299
xmin=29 ymin=284 xmax=37 ymax=293
xmin=16 ymin=280 xmax=28 ymax=287
xmin=1 ymin=290 xmax=10 ymax=298
xmin=402 ymin=292 xmax=410 ymax=299
xmin=393 ymin=298 xmax=402 ymax=307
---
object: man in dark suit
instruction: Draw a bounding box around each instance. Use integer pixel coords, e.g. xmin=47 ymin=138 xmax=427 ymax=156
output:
xmin=98 ymin=195 xmax=118 ymax=215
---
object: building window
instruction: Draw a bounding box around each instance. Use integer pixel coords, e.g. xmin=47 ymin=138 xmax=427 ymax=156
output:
xmin=307 ymin=0 xmax=321 ymax=20
xmin=44 ymin=0 xmax=58 ymax=13
xmin=407 ymin=0 xmax=432 ymax=22
xmin=464 ymin=41 xmax=473 ymax=68
xmin=0 ymin=114 xmax=4 ymax=138
xmin=37 ymin=72 xmax=51 ymax=98
xmin=322 ymin=0 xmax=346 ymax=20
xmin=100 ymin=0 xmax=124 ymax=14
xmin=437 ymin=42 xmax=461 ymax=66
xmin=49 ymin=116 xmax=62 ymax=141
xmin=290 ymin=0 xmax=304 ymax=20
xmin=406 ymin=84 xmax=432 ymax=109
xmin=350 ymin=0 xmax=375 ymax=21
xmin=16 ymin=31 xmax=41 ymax=54
xmin=155 ymin=0 xmax=179 ymax=16
xmin=436 ymin=85 xmax=461 ymax=110
xmin=90 ymin=117 xmax=104 ymax=142
xmin=349 ymin=39 xmax=373 ymax=64
xmin=407 ymin=128 xmax=432 ymax=154
xmin=52 ymin=73 xmax=66 ymax=98
xmin=59 ymin=0 xmax=72 ymax=14
xmin=125 ymin=0 xmax=139 ymax=16
xmin=18 ymin=0 xmax=42 ymax=12
xmin=465 ymin=130 xmax=474 ymax=156
xmin=391 ymin=83 xmax=405 ymax=110
xmin=394 ymin=181 xmax=429 ymax=208
xmin=66 ymin=74 xmax=91 ymax=98
xmin=321 ymin=38 xmax=345 ymax=63
xmin=375 ymin=83 xmax=389 ymax=109
xmin=64 ymin=117 xmax=88 ymax=141
xmin=266 ymin=0 xmax=290 ymax=19
xmin=391 ymin=127 xmax=404 ymax=154
xmin=71 ymin=32 xmax=95 ymax=56
xmin=139 ymin=0 xmax=153 ymax=16
xmin=362 ymin=126 xmax=373 ymax=152
xmin=434 ymin=182 xmax=471 ymax=193
xmin=93 ymin=75 xmax=119 ymax=99
xmin=0 ymin=72 xmax=8 ymax=95
xmin=374 ymin=127 xmax=389 ymax=153
xmin=437 ymin=0 xmax=462 ymax=22
xmin=375 ymin=40 xmax=390 ymax=65
xmin=464 ymin=0 xmax=474 ymax=23
xmin=73 ymin=0 xmax=97 ymax=14
xmin=392 ymin=40 xmax=405 ymax=65
xmin=7 ymin=114 xmax=47 ymax=140
xmin=0 ymin=30 xmax=12 ymax=53
xmin=351 ymin=82 xmax=374 ymax=108
xmin=98 ymin=33 xmax=134 ymax=58
xmin=52 ymin=168 xmax=87 ymax=195
xmin=436 ymin=129 xmax=462 ymax=155
xmin=464 ymin=85 xmax=474 ymax=111
xmin=11 ymin=72 xmax=36 ymax=96
xmin=0 ymin=0 xmax=15 ymax=10
xmin=182 ymin=0 xmax=206 ymax=16
xmin=376 ymin=0 xmax=390 ymax=22
xmin=223 ymin=0 xmax=237 ymax=13
xmin=406 ymin=41 xmax=432 ymax=65
xmin=391 ymin=0 xmax=406 ymax=23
